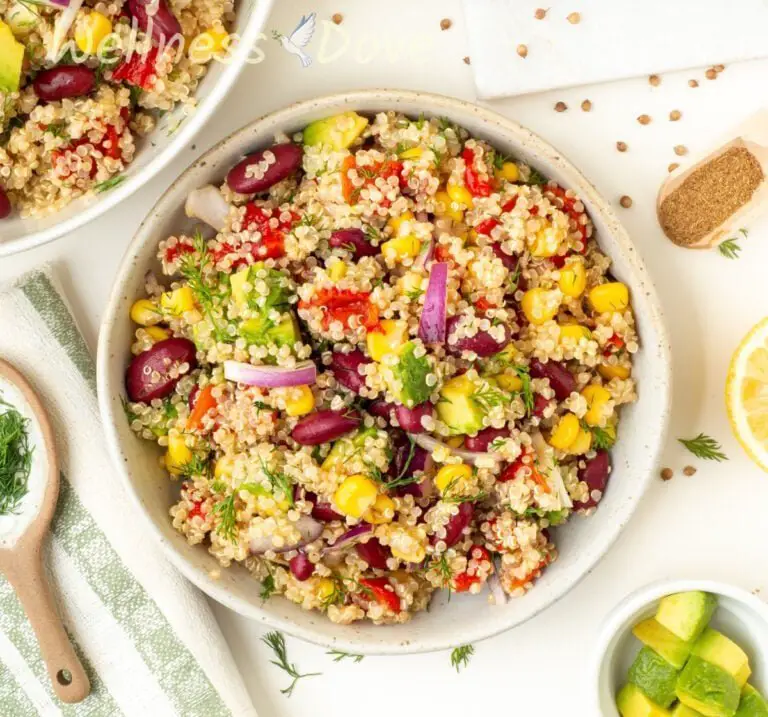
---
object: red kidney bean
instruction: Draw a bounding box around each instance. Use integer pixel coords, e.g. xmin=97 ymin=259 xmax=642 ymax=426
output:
xmin=464 ymin=427 xmax=509 ymax=452
xmin=532 ymin=393 xmax=550 ymax=418
xmin=226 ymin=144 xmax=303 ymax=194
xmin=127 ymin=0 xmax=181 ymax=43
xmin=125 ymin=337 xmax=197 ymax=403
xmin=330 ymin=350 xmax=370 ymax=394
xmin=446 ymin=315 xmax=510 ymax=358
xmin=529 ymin=358 xmax=576 ymax=401
xmin=329 ymin=228 xmax=378 ymax=257
xmin=368 ymin=400 xmax=396 ymax=420
xmin=34 ymin=66 xmax=95 ymax=102
xmin=440 ymin=502 xmax=474 ymax=548
xmin=394 ymin=402 xmax=433 ymax=433
xmin=491 ymin=242 xmax=518 ymax=271
xmin=574 ymin=451 xmax=611 ymax=510
xmin=0 ymin=187 xmax=11 ymax=220
xmin=304 ymin=491 xmax=344 ymax=522
xmin=291 ymin=409 xmax=360 ymax=445
xmin=289 ymin=552 xmax=314 ymax=581
xmin=355 ymin=539 xmax=391 ymax=570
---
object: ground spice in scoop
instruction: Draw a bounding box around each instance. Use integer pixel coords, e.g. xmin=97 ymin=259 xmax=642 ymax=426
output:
xmin=659 ymin=146 xmax=764 ymax=246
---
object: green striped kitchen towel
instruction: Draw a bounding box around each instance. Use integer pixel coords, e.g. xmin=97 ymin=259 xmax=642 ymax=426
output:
xmin=0 ymin=269 xmax=258 ymax=717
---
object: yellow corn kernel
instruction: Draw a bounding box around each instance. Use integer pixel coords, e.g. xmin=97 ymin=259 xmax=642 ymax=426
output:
xmin=130 ymin=298 xmax=161 ymax=326
xmin=497 ymin=162 xmax=520 ymax=182
xmin=382 ymin=235 xmax=421 ymax=262
xmin=435 ymin=463 xmax=473 ymax=494
xmin=366 ymin=319 xmax=408 ymax=361
xmin=161 ymin=286 xmax=196 ymax=316
xmin=549 ymin=413 xmax=581 ymax=450
xmin=333 ymin=474 xmax=379 ymax=518
xmin=327 ymin=260 xmax=347 ymax=282
xmin=165 ymin=434 xmax=193 ymax=475
xmin=434 ymin=190 xmax=465 ymax=222
xmin=598 ymin=363 xmax=631 ymax=380
xmin=558 ymin=260 xmax=587 ymax=297
xmin=317 ymin=578 xmax=337 ymax=602
xmin=387 ymin=211 xmax=415 ymax=236
xmin=283 ymin=385 xmax=315 ymax=417
xmin=521 ymin=288 xmax=561 ymax=325
xmin=581 ymin=384 xmax=612 ymax=426
xmin=496 ymin=372 xmax=523 ymax=392
xmin=75 ymin=11 xmax=113 ymax=54
xmin=446 ymin=436 xmax=464 ymax=449
xmin=447 ymin=182 xmax=474 ymax=209
xmin=400 ymin=147 xmax=423 ymax=160
xmin=364 ymin=494 xmax=396 ymax=524
xmin=529 ymin=222 xmax=565 ymax=258
xmin=440 ymin=374 xmax=476 ymax=398
xmin=568 ymin=427 xmax=593 ymax=455
xmin=214 ymin=455 xmax=234 ymax=479
xmin=144 ymin=326 xmax=170 ymax=342
xmin=188 ymin=28 xmax=228 ymax=64
xmin=589 ymin=282 xmax=629 ymax=314
xmin=389 ymin=527 xmax=427 ymax=564
xmin=558 ymin=324 xmax=592 ymax=343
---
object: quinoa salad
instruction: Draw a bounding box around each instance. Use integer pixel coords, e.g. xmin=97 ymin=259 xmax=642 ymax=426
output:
xmin=0 ymin=0 xmax=234 ymax=220
xmin=122 ymin=111 xmax=639 ymax=625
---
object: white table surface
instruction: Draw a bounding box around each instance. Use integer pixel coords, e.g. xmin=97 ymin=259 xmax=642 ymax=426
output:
xmin=4 ymin=1 xmax=768 ymax=715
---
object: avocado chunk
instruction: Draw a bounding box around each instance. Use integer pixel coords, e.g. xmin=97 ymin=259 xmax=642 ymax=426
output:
xmin=322 ymin=426 xmax=380 ymax=471
xmin=303 ymin=112 xmax=369 ymax=150
xmin=436 ymin=374 xmax=486 ymax=435
xmin=240 ymin=314 xmax=299 ymax=348
xmin=633 ymin=617 xmax=693 ymax=670
xmin=673 ymin=704 xmax=705 ymax=716
xmin=676 ymin=656 xmax=741 ymax=717
xmin=692 ymin=629 xmax=751 ymax=687
xmin=657 ymin=591 xmax=718 ymax=643
xmin=617 ymin=683 xmax=672 ymax=717
xmin=628 ymin=646 xmax=680 ymax=708
xmin=736 ymin=685 xmax=768 ymax=717
xmin=0 ymin=21 xmax=24 ymax=93
xmin=388 ymin=341 xmax=432 ymax=408
xmin=230 ymin=263 xmax=291 ymax=312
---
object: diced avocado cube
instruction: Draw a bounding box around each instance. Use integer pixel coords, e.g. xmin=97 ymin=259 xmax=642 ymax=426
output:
xmin=628 ymin=646 xmax=680 ymax=708
xmin=657 ymin=591 xmax=718 ymax=643
xmin=322 ymin=426 xmax=379 ymax=471
xmin=0 ymin=21 xmax=24 ymax=93
xmin=240 ymin=313 xmax=299 ymax=349
xmin=303 ymin=112 xmax=369 ymax=150
xmin=633 ymin=618 xmax=693 ymax=670
xmin=617 ymin=683 xmax=673 ymax=717
xmin=436 ymin=374 xmax=486 ymax=435
xmin=736 ymin=685 xmax=768 ymax=717
xmin=230 ymin=266 xmax=251 ymax=307
xmin=676 ymin=656 xmax=741 ymax=717
xmin=268 ymin=315 xmax=301 ymax=347
xmin=388 ymin=342 xmax=432 ymax=408
xmin=692 ymin=629 xmax=751 ymax=687
xmin=672 ymin=704 xmax=705 ymax=716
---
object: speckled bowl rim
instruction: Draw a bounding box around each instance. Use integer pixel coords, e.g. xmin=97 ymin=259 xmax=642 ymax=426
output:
xmin=97 ymin=89 xmax=673 ymax=654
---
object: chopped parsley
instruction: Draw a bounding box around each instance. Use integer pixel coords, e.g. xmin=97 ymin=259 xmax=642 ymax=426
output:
xmin=0 ymin=396 xmax=34 ymax=517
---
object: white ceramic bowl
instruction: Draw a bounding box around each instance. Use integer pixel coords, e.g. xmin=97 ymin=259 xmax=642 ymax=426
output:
xmin=0 ymin=0 xmax=274 ymax=257
xmin=97 ymin=90 xmax=672 ymax=654
xmin=594 ymin=580 xmax=768 ymax=715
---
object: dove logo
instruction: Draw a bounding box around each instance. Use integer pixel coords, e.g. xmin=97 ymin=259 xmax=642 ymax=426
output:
xmin=272 ymin=13 xmax=316 ymax=68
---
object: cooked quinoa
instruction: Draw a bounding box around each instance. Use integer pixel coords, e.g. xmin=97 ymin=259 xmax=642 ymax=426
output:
xmin=123 ymin=110 xmax=639 ymax=625
xmin=0 ymin=0 xmax=233 ymax=219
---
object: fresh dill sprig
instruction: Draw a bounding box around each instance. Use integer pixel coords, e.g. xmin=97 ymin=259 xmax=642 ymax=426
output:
xmin=0 ymin=397 xmax=34 ymax=516
xmin=678 ymin=433 xmax=728 ymax=462
xmin=260 ymin=564 xmax=276 ymax=600
xmin=213 ymin=493 xmax=238 ymax=543
xmin=584 ymin=422 xmax=616 ymax=451
xmin=177 ymin=452 xmax=210 ymax=479
xmin=511 ymin=365 xmax=534 ymax=416
xmin=327 ymin=650 xmax=364 ymax=663
xmin=470 ymin=385 xmax=512 ymax=412
xmin=94 ymin=175 xmax=125 ymax=193
xmin=259 ymin=457 xmax=294 ymax=506
xmin=262 ymin=631 xmax=320 ymax=697
xmin=405 ymin=288 xmax=424 ymax=302
xmin=718 ymin=230 xmax=747 ymax=259
xmin=525 ymin=166 xmax=548 ymax=185
xmin=450 ymin=644 xmax=474 ymax=673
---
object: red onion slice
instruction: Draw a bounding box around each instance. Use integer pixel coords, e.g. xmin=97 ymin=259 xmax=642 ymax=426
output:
xmin=321 ymin=523 xmax=373 ymax=555
xmin=418 ymin=262 xmax=448 ymax=343
xmin=249 ymin=515 xmax=323 ymax=555
xmin=410 ymin=433 xmax=501 ymax=466
xmin=224 ymin=360 xmax=316 ymax=388
xmin=414 ymin=238 xmax=434 ymax=270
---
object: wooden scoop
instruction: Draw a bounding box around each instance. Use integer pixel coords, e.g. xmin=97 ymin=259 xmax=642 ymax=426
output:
xmin=657 ymin=110 xmax=768 ymax=248
xmin=0 ymin=360 xmax=90 ymax=703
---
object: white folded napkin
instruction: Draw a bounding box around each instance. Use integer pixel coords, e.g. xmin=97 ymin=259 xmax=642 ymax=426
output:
xmin=0 ymin=269 xmax=257 ymax=717
xmin=462 ymin=0 xmax=768 ymax=99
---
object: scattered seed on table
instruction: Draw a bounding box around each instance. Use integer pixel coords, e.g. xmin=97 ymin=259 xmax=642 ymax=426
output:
xmin=668 ymin=162 xmax=680 ymax=172
xmin=714 ymin=63 xmax=725 ymax=72
xmin=660 ymin=467 xmax=674 ymax=481
xmin=517 ymin=44 xmax=529 ymax=58
xmin=616 ymin=141 xmax=628 ymax=152
xmin=669 ymin=110 xmax=682 ymax=122
xmin=688 ymin=79 xmax=699 ymax=88
xmin=649 ymin=74 xmax=661 ymax=86
xmin=674 ymin=144 xmax=688 ymax=156
xmin=440 ymin=18 xmax=452 ymax=30
xmin=554 ymin=101 xmax=568 ymax=112
xmin=581 ymin=99 xmax=592 ymax=112
xmin=705 ymin=68 xmax=717 ymax=80
xmin=331 ymin=13 xmax=343 ymax=24
xmin=620 ymin=195 xmax=633 ymax=208
xmin=567 ymin=12 xmax=581 ymax=24
xmin=637 ymin=114 xmax=651 ymax=125
xmin=534 ymin=7 xmax=548 ymax=19
xmin=683 ymin=465 xmax=697 ymax=476
xmin=463 ymin=56 xmax=471 ymax=65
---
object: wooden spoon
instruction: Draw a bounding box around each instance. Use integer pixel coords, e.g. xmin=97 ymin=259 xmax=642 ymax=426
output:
xmin=0 ymin=359 xmax=90 ymax=704
xmin=657 ymin=110 xmax=768 ymax=248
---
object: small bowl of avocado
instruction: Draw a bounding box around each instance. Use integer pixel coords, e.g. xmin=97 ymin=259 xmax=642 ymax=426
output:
xmin=595 ymin=580 xmax=768 ymax=716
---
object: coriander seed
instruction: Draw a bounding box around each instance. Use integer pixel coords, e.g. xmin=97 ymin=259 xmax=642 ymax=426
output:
xmin=581 ymin=99 xmax=592 ymax=112
xmin=616 ymin=141 xmax=628 ymax=152
xmin=660 ymin=467 xmax=674 ymax=481
xmin=620 ymin=195 xmax=633 ymax=208
xmin=683 ymin=465 xmax=697 ymax=476
xmin=331 ymin=13 xmax=343 ymax=24
xmin=567 ymin=12 xmax=581 ymax=24
xmin=637 ymin=114 xmax=651 ymax=125
xmin=649 ymin=74 xmax=661 ymax=86
xmin=668 ymin=162 xmax=680 ymax=172
xmin=688 ymin=79 xmax=699 ymax=88
xmin=440 ymin=18 xmax=452 ymax=30
xmin=706 ymin=68 xmax=717 ymax=80
xmin=669 ymin=110 xmax=682 ymax=122
xmin=674 ymin=145 xmax=688 ymax=156
xmin=714 ymin=64 xmax=725 ymax=72
xmin=554 ymin=101 xmax=567 ymax=112
xmin=463 ymin=56 xmax=471 ymax=65
xmin=517 ymin=44 xmax=529 ymax=58
xmin=534 ymin=8 xmax=547 ymax=19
